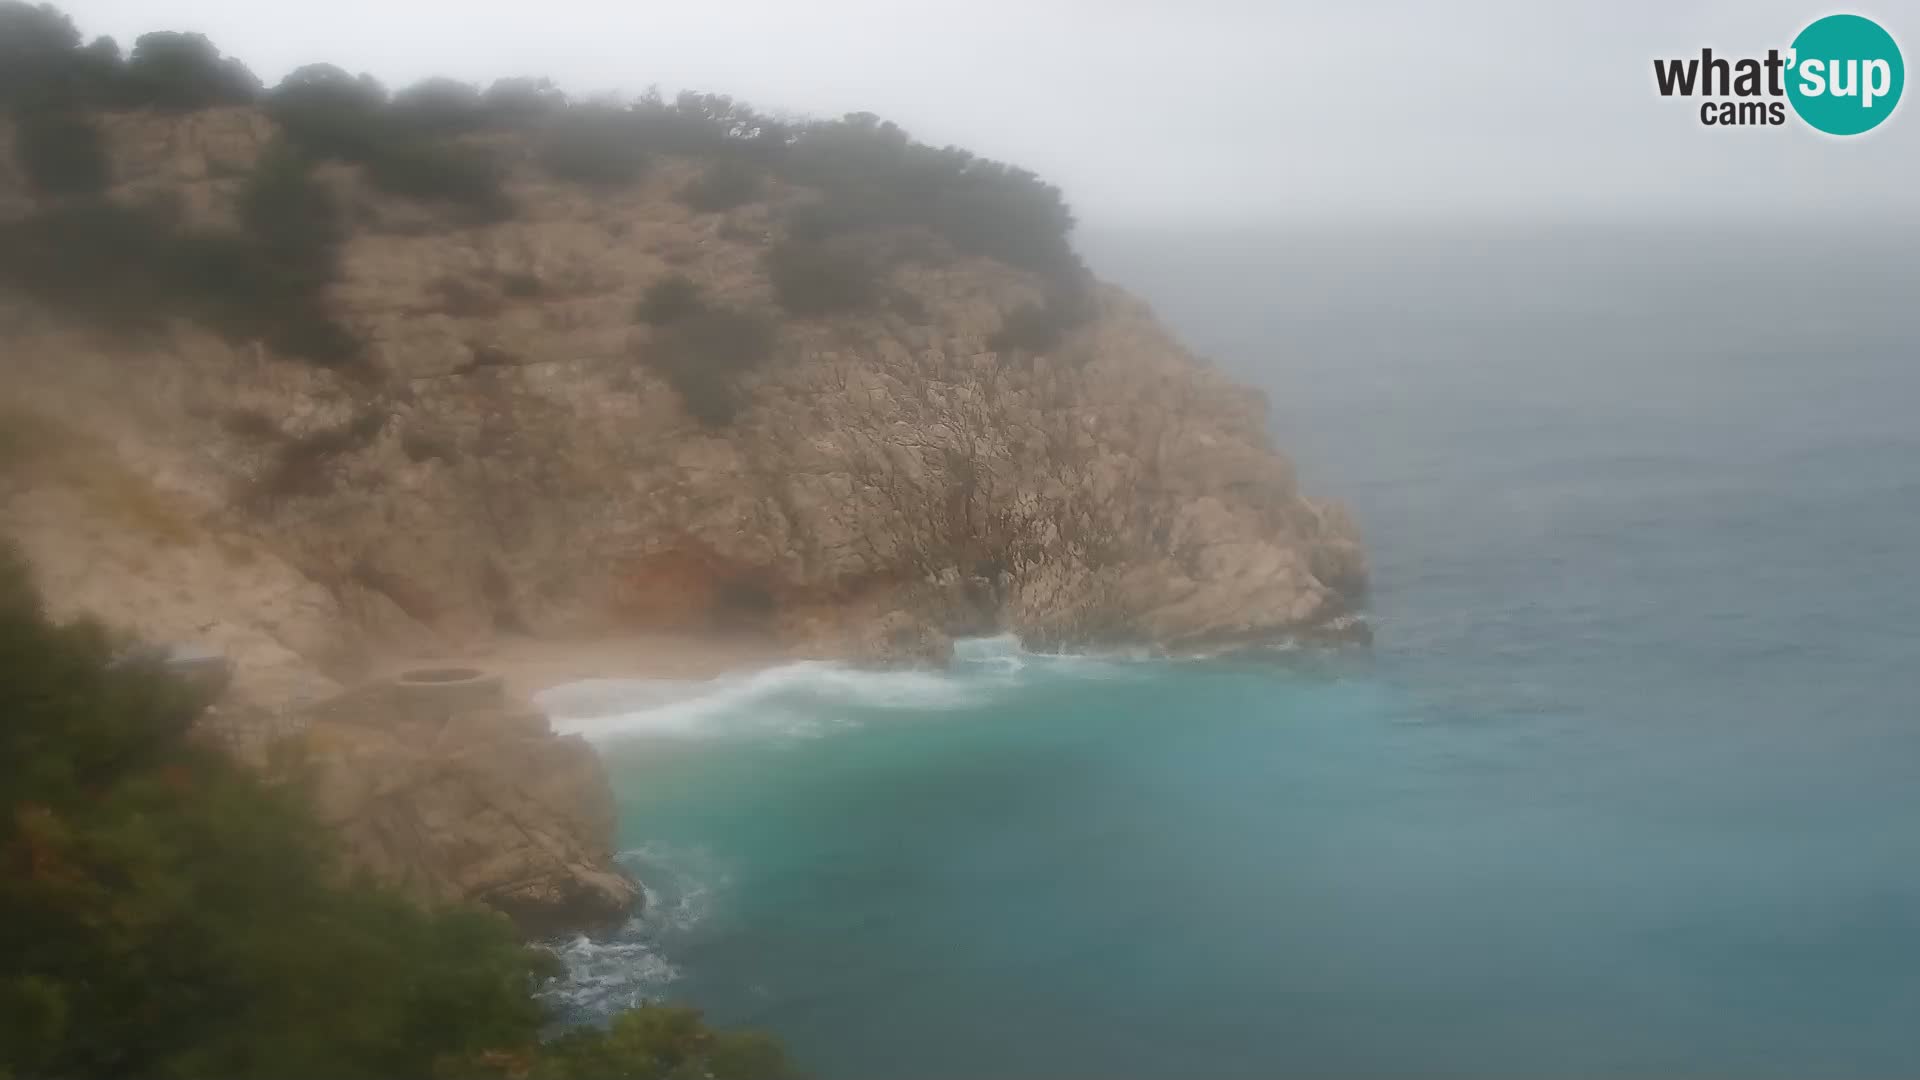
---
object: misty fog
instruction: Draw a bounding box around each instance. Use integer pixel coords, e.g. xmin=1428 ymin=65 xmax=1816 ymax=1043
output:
xmin=51 ymin=0 xmax=1920 ymax=227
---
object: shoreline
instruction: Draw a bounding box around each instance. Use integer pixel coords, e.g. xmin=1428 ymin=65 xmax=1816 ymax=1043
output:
xmin=378 ymin=632 xmax=791 ymax=707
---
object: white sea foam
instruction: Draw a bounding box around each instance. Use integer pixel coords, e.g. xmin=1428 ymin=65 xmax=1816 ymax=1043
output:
xmin=534 ymin=639 xmax=1169 ymax=1019
xmin=958 ymin=633 xmax=1156 ymax=680
xmin=539 ymin=844 xmax=723 ymax=1016
xmin=542 ymin=932 xmax=679 ymax=1015
xmin=620 ymin=845 xmax=722 ymax=935
xmin=534 ymin=635 xmax=1152 ymax=742
xmin=537 ymin=661 xmax=982 ymax=741
xmin=951 ymin=633 xmax=1028 ymax=671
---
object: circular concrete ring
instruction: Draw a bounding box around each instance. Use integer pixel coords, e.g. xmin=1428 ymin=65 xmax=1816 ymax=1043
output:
xmin=393 ymin=667 xmax=504 ymax=714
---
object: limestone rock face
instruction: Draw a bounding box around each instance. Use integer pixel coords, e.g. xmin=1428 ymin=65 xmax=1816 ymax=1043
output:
xmin=96 ymin=106 xmax=276 ymax=226
xmin=1 ymin=107 xmax=1366 ymax=691
xmin=296 ymin=674 xmax=639 ymax=936
xmin=1 ymin=105 xmax=1366 ymax=935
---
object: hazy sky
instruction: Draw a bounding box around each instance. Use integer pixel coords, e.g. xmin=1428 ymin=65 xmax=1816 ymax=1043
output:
xmin=52 ymin=0 xmax=1920 ymax=227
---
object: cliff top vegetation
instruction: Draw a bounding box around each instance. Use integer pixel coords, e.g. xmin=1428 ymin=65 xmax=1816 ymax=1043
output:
xmin=1 ymin=0 xmax=1088 ymax=384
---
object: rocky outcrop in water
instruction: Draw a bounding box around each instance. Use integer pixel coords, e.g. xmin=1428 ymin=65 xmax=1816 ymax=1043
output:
xmin=291 ymin=669 xmax=638 ymax=934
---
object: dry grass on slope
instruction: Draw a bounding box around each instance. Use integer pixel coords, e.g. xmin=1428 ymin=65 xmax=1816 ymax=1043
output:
xmin=0 ymin=406 xmax=198 ymax=545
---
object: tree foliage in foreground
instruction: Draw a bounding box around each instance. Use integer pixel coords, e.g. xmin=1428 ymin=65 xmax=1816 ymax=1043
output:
xmin=0 ymin=545 xmax=800 ymax=1080
xmin=526 ymin=1005 xmax=797 ymax=1080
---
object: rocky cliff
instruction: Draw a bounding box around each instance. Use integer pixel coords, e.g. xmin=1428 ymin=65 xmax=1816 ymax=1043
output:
xmin=1 ymin=105 xmax=1364 ymax=929
xmin=289 ymin=668 xmax=638 ymax=936
xmin=2 ymin=106 xmax=1365 ymax=703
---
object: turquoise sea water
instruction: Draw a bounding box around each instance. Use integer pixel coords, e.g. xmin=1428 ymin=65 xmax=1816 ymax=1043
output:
xmin=539 ymin=224 xmax=1920 ymax=1078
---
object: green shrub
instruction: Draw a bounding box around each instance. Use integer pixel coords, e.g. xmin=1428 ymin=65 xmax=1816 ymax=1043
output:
xmin=240 ymin=144 xmax=344 ymax=282
xmin=680 ymin=157 xmax=762 ymax=212
xmin=0 ymin=545 xmax=800 ymax=1080
xmin=775 ymin=112 xmax=1080 ymax=284
xmin=0 ymin=202 xmax=195 ymax=328
xmin=887 ymin=289 xmax=931 ymax=325
xmin=363 ymin=139 xmax=509 ymax=215
xmin=0 ymin=128 xmax=363 ymax=368
xmin=651 ymin=90 xmax=782 ymax=157
xmin=255 ymin=410 xmax=385 ymax=499
xmin=988 ymin=289 xmax=1091 ymax=356
xmin=238 ymin=150 xmax=364 ymax=366
xmin=13 ymin=107 xmax=108 ymax=195
xmin=266 ymin=63 xmax=388 ymax=155
xmin=0 ymin=199 xmax=361 ymax=367
xmin=67 ymin=33 xmax=123 ymax=102
xmin=537 ymin=108 xmax=650 ymax=186
xmin=534 ymin=93 xmax=784 ymax=189
xmin=765 ymin=237 xmax=880 ymax=315
xmin=0 ymin=3 xmax=123 ymax=109
xmin=482 ymin=75 xmax=565 ymax=125
xmin=646 ymin=305 xmax=775 ymax=426
xmin=636 ymin=273 xmax=702 ymax=325
xmin=526 ymin=1005 xmax=801 ymax=1080
xmin=0 ymin=545 xmax=538 ymax=1080
xmin=0 ymin=1 xmax=81 ymax=105
xmin=390 ymin=76 xmax=485 ymax=135
xmin=265 ymin=307 xmax=363 ymax=368
xmin=267 ymin=65 xmax=508 ymax=217
xmin=1 ymin=3 xmax=1096 ymax=361
xmin=122 ymin=30 xmax=258 ymax=109
xmin=781 ymin=195 xmax=869 ymax=246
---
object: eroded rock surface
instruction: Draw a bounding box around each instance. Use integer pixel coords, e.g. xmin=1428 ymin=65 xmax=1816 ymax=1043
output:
xmin=2 ymin=107 xmax=1367 ymax=700
xmin=1 ymin=107 xmax=1366 ymax=932
xmin=294 ymin=673 xmax=639 ymax=935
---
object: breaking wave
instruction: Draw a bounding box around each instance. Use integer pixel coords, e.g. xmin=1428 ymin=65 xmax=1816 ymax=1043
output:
xmin=533 ymin=634 xmax=1143 ymax=742
xmin=537 ymin=844 xmax=725 ymax=1019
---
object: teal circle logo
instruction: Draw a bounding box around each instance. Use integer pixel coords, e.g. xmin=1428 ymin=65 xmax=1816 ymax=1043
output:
xmin=1787 ymin=14 xmax=1904 ymax=135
